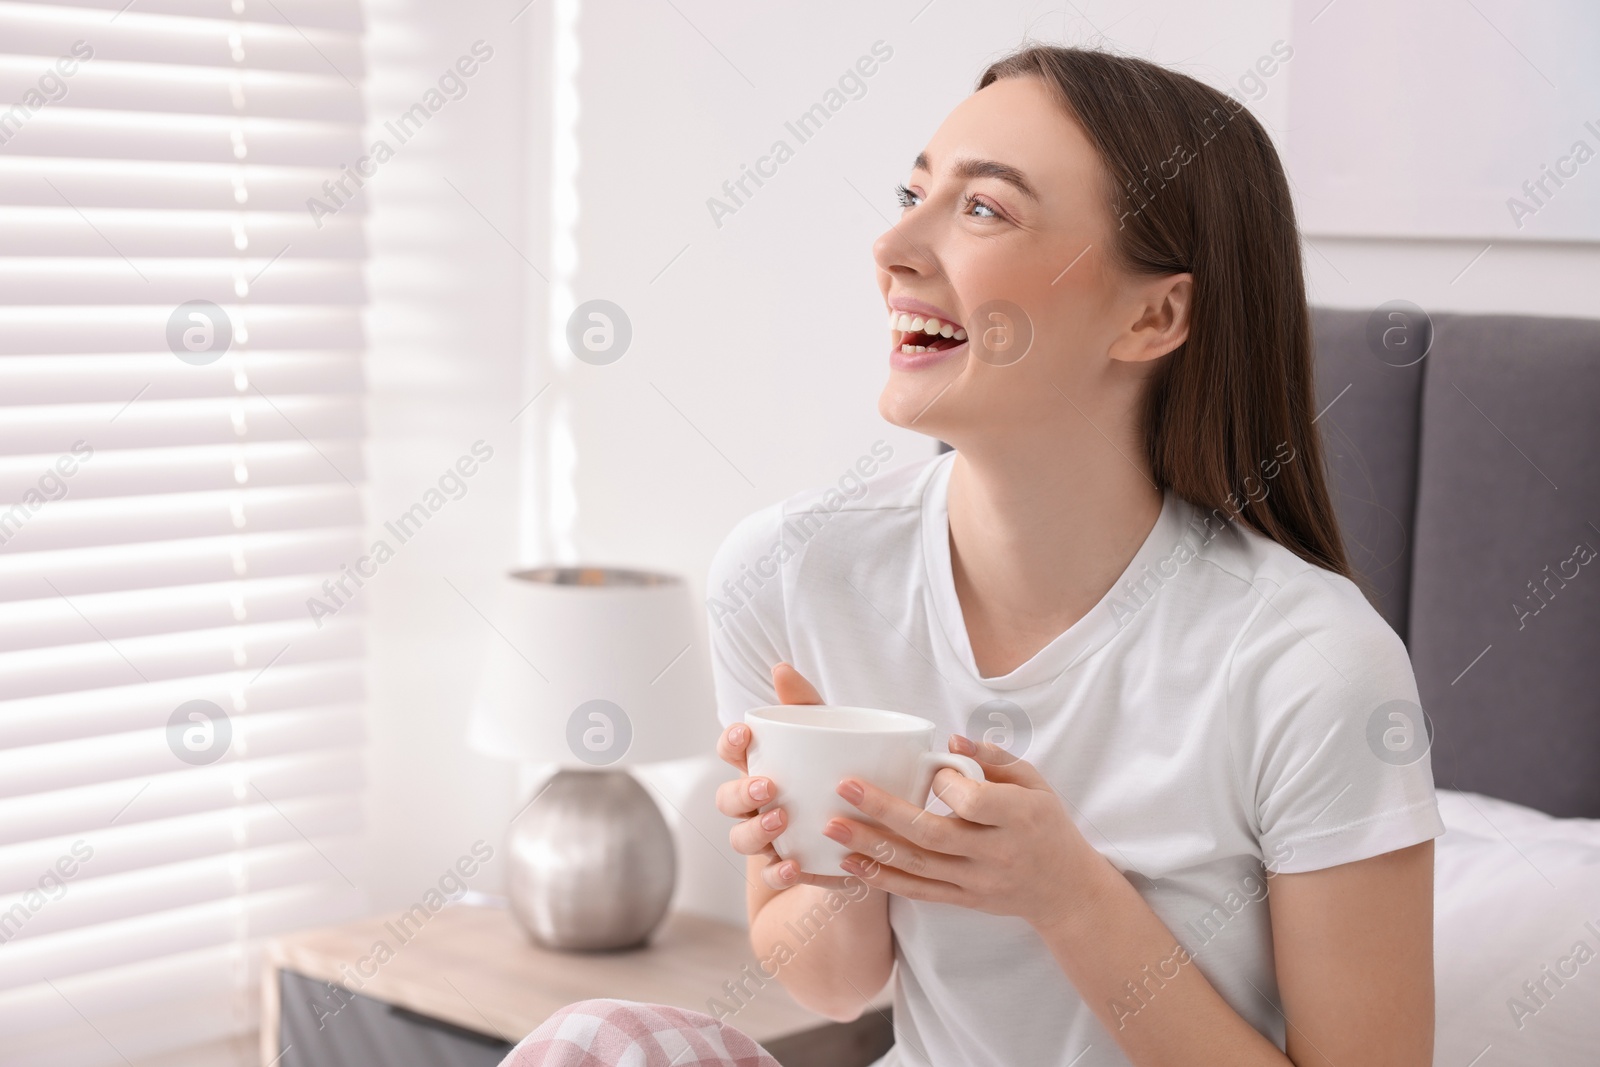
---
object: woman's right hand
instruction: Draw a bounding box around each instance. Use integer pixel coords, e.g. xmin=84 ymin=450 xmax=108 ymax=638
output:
xmin=715 ymin=662 xmax=825 ymax=891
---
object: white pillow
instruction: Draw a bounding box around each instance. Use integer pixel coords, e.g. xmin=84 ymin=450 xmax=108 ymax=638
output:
xmin=1433 ymin=789 xmax=1600 ymax=1065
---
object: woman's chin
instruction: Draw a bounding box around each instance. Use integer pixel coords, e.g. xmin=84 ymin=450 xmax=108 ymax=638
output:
xmin=878 ymin=371 xmax=962 ymax=434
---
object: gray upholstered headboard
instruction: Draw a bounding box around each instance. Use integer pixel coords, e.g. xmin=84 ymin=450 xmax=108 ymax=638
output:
xmin=1312 ymin=307 xmax=1600 ymax=818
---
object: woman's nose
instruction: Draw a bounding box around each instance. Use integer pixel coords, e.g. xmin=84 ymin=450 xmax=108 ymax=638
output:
xmin=872 ymin=216 xmax=937 ymax=279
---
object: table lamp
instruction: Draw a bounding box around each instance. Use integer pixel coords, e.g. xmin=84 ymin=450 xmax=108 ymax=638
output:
xmin=466 ymin=565 xmax=718 ymax=952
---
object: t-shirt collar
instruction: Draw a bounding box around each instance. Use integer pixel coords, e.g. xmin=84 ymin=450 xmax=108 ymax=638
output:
xmin=920 ymin=449 xmax=1189 ymax=691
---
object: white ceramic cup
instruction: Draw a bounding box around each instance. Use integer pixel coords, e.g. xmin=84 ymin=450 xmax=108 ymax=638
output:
xmin=744 ymin=704 xmax=986 ymax=876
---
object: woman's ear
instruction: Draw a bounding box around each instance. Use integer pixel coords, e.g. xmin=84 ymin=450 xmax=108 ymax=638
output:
xmin=1109 ymin=272 xmax=1192 ymax=364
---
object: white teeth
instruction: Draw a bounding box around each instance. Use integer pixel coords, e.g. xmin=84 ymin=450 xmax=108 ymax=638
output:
xmin=888 ymin=309 xmax=964 ymax=340
xmin=900 ymin=343 xmax=929 ymax=353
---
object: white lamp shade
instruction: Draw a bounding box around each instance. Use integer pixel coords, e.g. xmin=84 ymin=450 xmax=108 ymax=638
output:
xmin=467 ymin=566 xmax=719 ymax=767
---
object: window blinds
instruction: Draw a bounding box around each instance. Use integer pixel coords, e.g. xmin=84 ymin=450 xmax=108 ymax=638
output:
xmin=0 ymin=1 xmax=369 ymax=1064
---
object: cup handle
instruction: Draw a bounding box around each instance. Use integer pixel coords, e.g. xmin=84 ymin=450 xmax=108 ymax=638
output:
xmin=913 ymin=750 xmax=985 ymax=807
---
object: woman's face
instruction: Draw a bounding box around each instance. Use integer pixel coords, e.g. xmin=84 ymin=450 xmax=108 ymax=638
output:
xmin=873 ymin=75 xmax=1185 ymax=451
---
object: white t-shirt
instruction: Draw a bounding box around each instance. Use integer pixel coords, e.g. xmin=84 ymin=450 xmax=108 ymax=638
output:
xmin=707 ymin=449 xmax=1444 ymax=1067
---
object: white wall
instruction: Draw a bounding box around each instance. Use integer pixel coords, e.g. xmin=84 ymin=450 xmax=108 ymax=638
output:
xmin=1287 ymin=0 xmax=1600 ymax=241
xmin=357 ymin=0 xmax=1599 ymax=929
xmin=359 ymin=0 xmax=541 ymax=910
xmin=1300 ymin=236 xmax=1600 ymax=318
xmin=1283 ymin=0 xmax=1600 ymax=314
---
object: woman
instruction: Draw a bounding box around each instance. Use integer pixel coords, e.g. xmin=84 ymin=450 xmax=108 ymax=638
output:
xmin=709 ymin=46 xmax=1442 ymax=1067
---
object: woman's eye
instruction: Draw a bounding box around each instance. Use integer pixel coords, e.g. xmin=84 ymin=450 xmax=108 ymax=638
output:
xmin=893 ymin=185 xmax=1001 ymax=219
xmin=963 ymin=194 xmax=998 ymax=219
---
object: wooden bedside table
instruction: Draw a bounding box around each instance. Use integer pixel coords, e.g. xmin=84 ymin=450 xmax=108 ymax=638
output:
xmin=261 ymin=904 xmax=894 ymax=1066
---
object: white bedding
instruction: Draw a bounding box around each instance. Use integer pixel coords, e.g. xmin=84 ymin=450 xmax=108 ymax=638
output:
xmin=1433 ymin=789 xmax=1600 ymax=1065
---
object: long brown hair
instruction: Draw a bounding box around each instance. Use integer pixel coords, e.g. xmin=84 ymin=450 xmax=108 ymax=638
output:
xmin=977 ymin=46 xmax=1351 ymax=577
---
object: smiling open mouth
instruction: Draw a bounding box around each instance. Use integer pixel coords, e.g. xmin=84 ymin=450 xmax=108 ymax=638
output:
xmin=890 ymin=310 xmax=968 ymax=354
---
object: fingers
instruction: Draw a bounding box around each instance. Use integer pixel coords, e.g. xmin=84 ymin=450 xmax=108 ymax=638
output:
xmin=823 ymin=817 xmax=963 ymax=883
xmin=950 ymin=734 xmax=1052 ymax=790
xmin=761 ymin=856 xmax=804 ymax=890
xmin=839 ymin=849 xmax=963 ymax=905
xmin=728 ymin=806 xmax=787 ymax=857
xmin=754 ymin=846 xmax=853 ymax=891
xmin=716 ymin=722 xmax=751 ymax=771
xmin=763 ymin=857 xmax=868 ymax=892
xmin=713 ymin=771 xmax=775 ymax=818
xmin=718 ymin=716 xmax=798 ymax=886
xmin=773 ymin=662 xmax=824 ymax=705
xmin=928 ymin=766 xmax=1003 ymax=826
xmin=755 ymin=857 xmax=870 ymax=895
xmin=836 ymin=776 xmax=971 ymax=854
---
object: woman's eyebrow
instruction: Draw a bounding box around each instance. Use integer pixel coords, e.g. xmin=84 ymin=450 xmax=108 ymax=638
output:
xmin=912 ymin=151 xmax=1040 ymax=202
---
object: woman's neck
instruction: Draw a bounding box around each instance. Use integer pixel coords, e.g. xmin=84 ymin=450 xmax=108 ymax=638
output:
xmin=945 ymin=435 xmax=1163 ymax=677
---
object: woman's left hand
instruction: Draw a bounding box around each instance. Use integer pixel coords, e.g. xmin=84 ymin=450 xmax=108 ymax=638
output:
xmin=822 ymin=735 xmax=1101 ymax=931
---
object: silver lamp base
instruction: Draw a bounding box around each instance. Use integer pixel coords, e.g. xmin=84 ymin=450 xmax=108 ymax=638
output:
xmin=506 ymin=768 xmax=677 ymax=952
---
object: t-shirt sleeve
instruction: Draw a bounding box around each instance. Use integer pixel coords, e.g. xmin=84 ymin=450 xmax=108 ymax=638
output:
xmin=1229 ymin=568 xmax=1445 ymax=875
xmin=705 ymin=503 xmax=791 ymax=731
